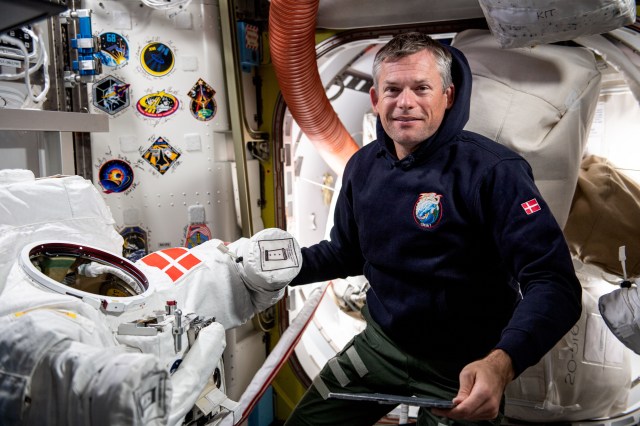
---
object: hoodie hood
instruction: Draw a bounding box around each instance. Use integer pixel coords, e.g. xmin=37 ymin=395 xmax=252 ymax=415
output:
xmin=375 ymin=43 xmax=473 ymax=170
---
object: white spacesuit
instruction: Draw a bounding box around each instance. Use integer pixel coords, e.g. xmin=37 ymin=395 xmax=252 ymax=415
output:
xmin=0 ymin=170 xmax=302 ymax=426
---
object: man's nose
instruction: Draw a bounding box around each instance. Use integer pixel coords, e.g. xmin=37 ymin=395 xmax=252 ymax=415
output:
xmin=397 ymin=88 xmax=415 ymax=108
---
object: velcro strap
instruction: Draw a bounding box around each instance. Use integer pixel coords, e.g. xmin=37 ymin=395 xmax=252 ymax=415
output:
xmin=312 ymin=375 xmax=331 ymax=399
xmin=328 ymin=358 xmax=350 ymax=387
xmin=196 ymin=387 xmax=238 ymax=415
xmin=618 ymin=323 xmax=637 ymax=339
xmin=346 ymin=346 xmax=368 ymax=378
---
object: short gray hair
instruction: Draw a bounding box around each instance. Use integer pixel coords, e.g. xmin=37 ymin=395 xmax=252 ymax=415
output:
xmin=372 ymin=32 xmax=453 ymax=92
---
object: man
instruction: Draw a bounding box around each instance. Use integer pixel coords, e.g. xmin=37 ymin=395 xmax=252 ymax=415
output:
xmin=285 ymin=32 xmax=582 ymax=425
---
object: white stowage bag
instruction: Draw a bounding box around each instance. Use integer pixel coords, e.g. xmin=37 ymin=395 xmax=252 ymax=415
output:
xmin=505 ymin=268 xmax=631 ymax=422
xmin=477 ymin=0 xmax=636 ymax=48
xmin=0 ymin=171 xmax=123 ymax=293
xmin=453 ymin=29 xmax=602 ymax=228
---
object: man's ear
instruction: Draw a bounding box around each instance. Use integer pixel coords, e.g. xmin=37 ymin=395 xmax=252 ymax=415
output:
xmin=369 ymin=86 xmax=379 ymax=115
xmin=445 ymin=85 xmax=455 ymax=109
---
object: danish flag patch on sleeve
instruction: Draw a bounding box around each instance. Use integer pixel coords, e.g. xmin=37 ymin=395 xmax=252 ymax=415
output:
xmin=141 ymin=248 xmax=202 ymax=282
xmin=521 ymin=198 xmax=541 ymax=215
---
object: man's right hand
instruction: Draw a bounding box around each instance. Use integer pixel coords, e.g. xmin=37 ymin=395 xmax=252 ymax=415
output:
xmin=431 ymin=349 xmax=514 ymax=421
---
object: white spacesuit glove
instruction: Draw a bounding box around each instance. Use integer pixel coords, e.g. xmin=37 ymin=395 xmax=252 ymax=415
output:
xmin=224 ymin=228 xmax=302 ymax=312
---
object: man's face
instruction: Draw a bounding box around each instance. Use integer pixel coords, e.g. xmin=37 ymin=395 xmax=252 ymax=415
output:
xmin=370 ymin=50 xmax=454 ymax=159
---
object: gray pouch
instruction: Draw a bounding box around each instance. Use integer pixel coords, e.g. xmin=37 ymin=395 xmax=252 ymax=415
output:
xmin=599 ymin=284 xmax=640 ymax=354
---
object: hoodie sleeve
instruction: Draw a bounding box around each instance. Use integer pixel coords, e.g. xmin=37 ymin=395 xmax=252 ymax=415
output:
xmin=477 ymin=157 xmax=582 ymax=377
xmin=290 ymin=159 xmax=366 ymax=286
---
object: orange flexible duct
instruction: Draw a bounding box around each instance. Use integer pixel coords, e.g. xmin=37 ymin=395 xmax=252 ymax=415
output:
xmin=269 ymin=0 xmax=360 ymax=175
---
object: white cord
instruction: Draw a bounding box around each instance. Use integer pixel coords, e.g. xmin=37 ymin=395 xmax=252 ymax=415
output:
xmin=140 ymin=0 xmax=193 ymax=11
xmin=0 ymin=27 xmax=49 ymax=104
xmin=619 ymin=245 xmax=628 ymax=281
xmin=0 ymin=33 xmax=43 ymax=79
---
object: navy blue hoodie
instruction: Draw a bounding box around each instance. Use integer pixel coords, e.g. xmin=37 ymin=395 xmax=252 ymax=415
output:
xmin=290 ymin=44 xmax=582 ymax=377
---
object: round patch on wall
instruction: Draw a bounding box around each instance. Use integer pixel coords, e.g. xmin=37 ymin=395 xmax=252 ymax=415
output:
xmin=140 ymin=42 xmax=175 ymax=77
xmin=96 ymin=32 xmax=129 ymax=68
xmin=98 ymin=159 xmax=134 ymax=193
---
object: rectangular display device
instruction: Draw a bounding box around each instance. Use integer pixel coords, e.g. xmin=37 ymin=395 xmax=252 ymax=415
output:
xmin=327 ymin=392 xmax=456 ymax=409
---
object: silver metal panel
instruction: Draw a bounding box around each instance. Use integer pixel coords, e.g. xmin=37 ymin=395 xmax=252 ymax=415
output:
xmin=0 ymin=109 xmax=109 ymax=132
xmin=316 ymin=0 xmax=484 ymax=29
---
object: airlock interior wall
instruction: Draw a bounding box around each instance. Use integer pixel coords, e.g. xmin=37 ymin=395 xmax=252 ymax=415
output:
xmin=84 ymin=0 xmax=240 ymax=255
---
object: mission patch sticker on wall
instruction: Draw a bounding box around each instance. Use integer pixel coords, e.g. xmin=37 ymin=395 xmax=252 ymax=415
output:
xmin=142 ymin=136 xmax=181 ymax=175
xmin=98 ymin=158 xmax=135 ymax=194
xmin=121 ymin=226 xmax=149 ymax=262
xmin=96 ymin=32 xmax=129 ymax=68
xmin=140 ymin=41 xmax=175 ymax=77
xmin=92 ymin=75 xmax=131 ymax=115
xmin=185 ymin=223 xmax=212 ymax=248
xmin=136 ymin=89 xmax=180 ymax=119
xmin=188 ymin=78 xmax=217 ymax=121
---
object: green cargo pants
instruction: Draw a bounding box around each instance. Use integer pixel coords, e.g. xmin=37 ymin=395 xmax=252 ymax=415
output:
xmin=284 ymin=307 xmax=503 ymax=426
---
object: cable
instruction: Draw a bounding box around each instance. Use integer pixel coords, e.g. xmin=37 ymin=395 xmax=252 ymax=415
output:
xmin=0 ymin=27 xmax=49 ymax=104
xmin=140 ymin=0 xmax=193 ymax=11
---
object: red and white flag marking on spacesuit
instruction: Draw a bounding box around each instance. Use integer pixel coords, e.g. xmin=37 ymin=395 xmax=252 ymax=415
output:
xmin=141 ymin=247 xmax=202 ymax=282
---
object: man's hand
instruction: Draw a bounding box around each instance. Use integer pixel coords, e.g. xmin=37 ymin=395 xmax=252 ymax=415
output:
xmin=432 ymin=349 xmax=514 ymax=421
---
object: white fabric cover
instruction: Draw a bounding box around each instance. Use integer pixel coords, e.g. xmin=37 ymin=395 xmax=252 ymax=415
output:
xmin=0 ymin=310 xmax=170 ymax=426
xmin=0 ymin=172 xmax=123 ymax=293
xmin=0 ymin=169 xmax=35 ymax=185
xmin=168 ymin=322 xmax=226 ymax=426
xmin=505 ymin=271 xmax=630 ymax=422
xmin=0 ymin=264 xmax=120 ymax=347
xmin=478 ymin=0 xmax=636 ymax=48
xmin=574 ymin=33 xmax=640 ymax=104
xmin=453 ymin=29 xmax=602 ymax=227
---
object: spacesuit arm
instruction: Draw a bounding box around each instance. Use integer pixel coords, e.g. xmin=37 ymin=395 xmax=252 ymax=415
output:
xmin=478 ymin=158 xmax=582 ymax=377
xmin=150 ymin=229 xmax=302 ymax=328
